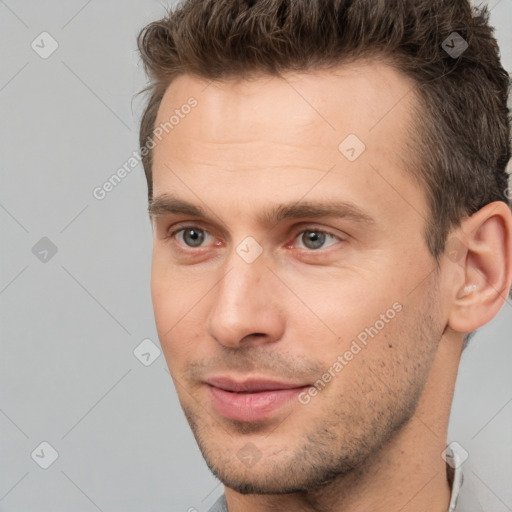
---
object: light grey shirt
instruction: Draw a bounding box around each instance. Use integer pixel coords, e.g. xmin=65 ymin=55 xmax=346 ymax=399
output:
xmin=207 ymin=444 xmax=483 ymax=512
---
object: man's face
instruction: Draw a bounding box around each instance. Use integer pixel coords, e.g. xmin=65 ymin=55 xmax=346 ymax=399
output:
xmin=150 ymin=62 xmax=449 ymax=493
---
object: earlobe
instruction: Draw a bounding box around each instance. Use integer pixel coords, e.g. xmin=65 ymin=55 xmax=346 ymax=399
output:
xmin=447 ymin=201 xmax=512 ymax=334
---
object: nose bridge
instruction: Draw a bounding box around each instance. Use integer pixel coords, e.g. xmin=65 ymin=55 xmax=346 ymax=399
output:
xmin=217 ymin=234 xmax=269 ymax=308
xmin=214 ymin=249 xmax=268 ymax=321
xmin=207 ymin=246 xmax=284 ymax=347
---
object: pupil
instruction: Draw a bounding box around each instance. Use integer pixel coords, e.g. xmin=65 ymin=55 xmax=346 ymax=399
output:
xmin=184 ymin=229 xmax=204 ymax=247
xmin=304 ymin=231 xmax=325 ymax=249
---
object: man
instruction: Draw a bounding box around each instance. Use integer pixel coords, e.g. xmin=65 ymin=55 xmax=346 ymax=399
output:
xmin=137 ymin=0 xmax=511 ymax=510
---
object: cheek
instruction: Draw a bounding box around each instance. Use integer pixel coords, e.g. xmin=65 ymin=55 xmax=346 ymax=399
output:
xmin=278 ymin=276 xmax=413 ymax=384
xmin=150 ymin=249 xmax=197 ymax=323
xmin=151 ymin=259 xmax=187 ymax=346
xmin=281 ymin=270 xmax=397 ymax=341
xmin=150 ymin=259 xmax=211 ymax=367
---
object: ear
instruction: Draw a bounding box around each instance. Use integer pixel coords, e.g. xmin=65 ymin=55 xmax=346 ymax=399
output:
xmin=447 ymin=201 xmax=512 ymax=334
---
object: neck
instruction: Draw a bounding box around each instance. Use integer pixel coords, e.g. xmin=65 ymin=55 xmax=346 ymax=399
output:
xmin=224 ymin=332 xmax=462 ymax=512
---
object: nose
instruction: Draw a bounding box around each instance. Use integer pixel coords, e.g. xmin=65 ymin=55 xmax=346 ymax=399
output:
xmin=206 ymin=251 xmax=285 ymax=349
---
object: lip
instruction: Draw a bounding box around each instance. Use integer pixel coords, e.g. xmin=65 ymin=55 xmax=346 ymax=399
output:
xmin=205 ymin=376 xmax=309 ymax=422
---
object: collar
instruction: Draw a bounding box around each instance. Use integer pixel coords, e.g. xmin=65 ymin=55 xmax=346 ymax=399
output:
xmin=447 ymin=445 xmax=463 ymax=512
xmin=446 ymin=442 xmax=484 ymax=512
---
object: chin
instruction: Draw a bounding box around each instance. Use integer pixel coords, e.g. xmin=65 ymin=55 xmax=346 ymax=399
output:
xmin=202 ymin=446 xmax=358 ymax=496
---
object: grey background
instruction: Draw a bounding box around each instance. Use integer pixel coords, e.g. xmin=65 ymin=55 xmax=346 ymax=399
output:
xmin=0 ymin=1 xmax=511 ymax=511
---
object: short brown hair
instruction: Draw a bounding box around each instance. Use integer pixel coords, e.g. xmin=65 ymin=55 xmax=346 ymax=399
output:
xmin=137 ymin=0 xmax=511 ymax=259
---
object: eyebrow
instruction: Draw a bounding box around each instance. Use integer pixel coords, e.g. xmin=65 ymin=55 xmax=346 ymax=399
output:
xmin=148 ymin=193 xmax=375 ymax=226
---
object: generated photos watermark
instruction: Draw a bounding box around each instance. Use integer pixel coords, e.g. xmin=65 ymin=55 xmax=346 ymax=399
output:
xmin=92 ymin=97 xmax=198 ymax=200
xmin=298 ymin=301 xmax=403 ymax=405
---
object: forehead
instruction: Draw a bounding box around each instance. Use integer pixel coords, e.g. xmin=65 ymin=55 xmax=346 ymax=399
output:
xmin=150 ymin=62 xmax=425 ymax=229
xmin=157 ymin=62 xmax=415 ymax=132
xmin=153 ymin=61 xmax=417 ymax=173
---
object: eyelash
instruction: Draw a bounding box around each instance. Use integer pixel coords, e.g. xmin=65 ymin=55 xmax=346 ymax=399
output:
xmin=165 ymin=224 xmax=342 ymax=252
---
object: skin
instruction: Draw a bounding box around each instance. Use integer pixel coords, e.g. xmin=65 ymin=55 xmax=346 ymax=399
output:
xmin=149 ymin=61 xmax=512 ymax=511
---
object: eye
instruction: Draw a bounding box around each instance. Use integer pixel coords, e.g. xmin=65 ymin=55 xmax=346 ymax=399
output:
xmin=294 ymin=230 xmax=339 ymax=250
xmin=172 ymin=227 xmax=213 ymax=248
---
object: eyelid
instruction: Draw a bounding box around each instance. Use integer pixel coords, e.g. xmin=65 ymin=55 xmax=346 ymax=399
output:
xmin=167 ymin=224 xmax=215 ymax=246
xmin=164 ymin=221 xmax=212 ymax=238
xmin=289 ymin=226 xmax=343 ymax=249
xmin=164 ymin=223 xmax=346 ymax=250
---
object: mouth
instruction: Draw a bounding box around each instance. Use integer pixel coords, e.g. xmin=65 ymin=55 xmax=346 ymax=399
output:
xmin=204 ymin=376 xmax=310 ymax=422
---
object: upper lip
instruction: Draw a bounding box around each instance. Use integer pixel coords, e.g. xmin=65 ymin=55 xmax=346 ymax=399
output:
xmin=205 ymin=376 xmax=309 ymax=393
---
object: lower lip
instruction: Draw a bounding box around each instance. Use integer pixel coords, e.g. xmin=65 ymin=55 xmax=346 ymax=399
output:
xmin=207 ymin=385 xmax=307 ymax=422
